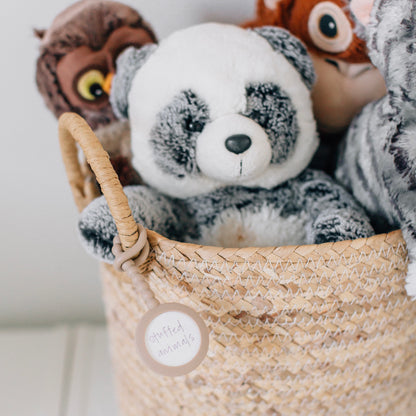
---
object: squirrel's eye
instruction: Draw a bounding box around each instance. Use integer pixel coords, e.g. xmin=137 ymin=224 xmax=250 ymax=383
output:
xmin=319 ymin=14 xmax=338 ymax=38
xmin=308 ymin=2 xmax=353 ymax=53
xmin=76 ymin=69 xmax=106 ymax=101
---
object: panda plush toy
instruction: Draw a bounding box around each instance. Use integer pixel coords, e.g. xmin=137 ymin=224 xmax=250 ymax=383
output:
xmin=79 ymin=23 xmax=374 ymax=262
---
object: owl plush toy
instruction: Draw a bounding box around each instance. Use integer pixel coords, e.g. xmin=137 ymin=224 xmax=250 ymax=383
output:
xmin=336 ymin=0 xmax=416 ymax=298
xmin=35 ymin=0 xmax=157 ymax=186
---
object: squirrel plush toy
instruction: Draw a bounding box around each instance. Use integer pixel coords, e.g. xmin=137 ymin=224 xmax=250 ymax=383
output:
xmin=244 ymin=0 xmax=387 ymax=174
xmin=244 ymin=0 xmax=387 ymax=135
xmin=336 ymin=0 xmax=416 ymax=298
xmin=77 ymin=23 xmax=374 ymax=262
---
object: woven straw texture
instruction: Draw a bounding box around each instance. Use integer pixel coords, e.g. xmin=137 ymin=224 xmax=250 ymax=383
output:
xmin=59 ymin=113 xmax=416 ymax=415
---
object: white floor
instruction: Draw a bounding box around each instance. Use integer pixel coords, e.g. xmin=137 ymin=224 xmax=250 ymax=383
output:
xmin=0 ymin=326 xmax=117 ymax=416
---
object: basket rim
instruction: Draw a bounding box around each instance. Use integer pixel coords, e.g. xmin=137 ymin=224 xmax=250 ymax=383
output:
xmin=147 ymin=229 xmax=405 ymax=263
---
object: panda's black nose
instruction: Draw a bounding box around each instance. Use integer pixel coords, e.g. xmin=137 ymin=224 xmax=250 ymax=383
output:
xmin=225 ymin=135 xmax=252 ymax=154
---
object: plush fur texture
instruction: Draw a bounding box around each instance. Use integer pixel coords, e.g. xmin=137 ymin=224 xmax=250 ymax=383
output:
xmin=111 ymin=43 xmax=158 ymax=120
xmin=81 ymin=170 xmax=374 ymax=262
xmin=336 ymin=0 xmax=416 ymax=297
xmin=253 ymin=27 xmax=316 ymax=89
xmin=79 ymin=186 xmax=189 ymax=262
xmin=79 ymin=24 xmax=374 ymax=262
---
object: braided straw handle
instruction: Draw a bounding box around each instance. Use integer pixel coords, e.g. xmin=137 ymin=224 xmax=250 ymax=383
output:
xmin=58 ymin=112 xmax=139 ymax=251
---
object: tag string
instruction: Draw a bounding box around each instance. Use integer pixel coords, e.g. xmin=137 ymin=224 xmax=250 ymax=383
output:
xmin=112 ymin=225 xmax=160 ymax=310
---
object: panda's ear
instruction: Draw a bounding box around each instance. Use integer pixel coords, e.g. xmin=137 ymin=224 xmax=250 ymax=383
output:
xmin=110 ymin=44 xmax=158 ymax=119
xmin=253 ymin=27 xmax=316 ymax=90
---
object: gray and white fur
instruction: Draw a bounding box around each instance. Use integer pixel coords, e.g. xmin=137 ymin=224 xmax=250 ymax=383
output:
xmin=336 ymin=0 xmax=416 ymax=297
xmin=80 ymin=24 xmax=374 ymax=263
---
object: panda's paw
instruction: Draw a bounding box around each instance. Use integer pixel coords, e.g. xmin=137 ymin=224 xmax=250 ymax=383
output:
xmin=310 ymin=209 xmax=375 ymax=244
xmin=78 ymin=185 xmax=182 ymax=263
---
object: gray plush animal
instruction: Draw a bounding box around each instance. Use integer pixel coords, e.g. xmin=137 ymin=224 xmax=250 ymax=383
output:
xmin=79 ymin=23 xmax=374 ymax=263
xmin=336 ymin=0 xmax=416 ymax=297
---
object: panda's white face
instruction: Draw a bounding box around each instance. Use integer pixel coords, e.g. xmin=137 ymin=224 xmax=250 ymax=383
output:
xmin=127 ymin=24 xmax=318 ymax=198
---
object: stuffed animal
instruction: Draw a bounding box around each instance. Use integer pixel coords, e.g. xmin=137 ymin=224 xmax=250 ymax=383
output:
xmin=243 ymin=0 xmax=387 ymax=136
xmin=335 ymin=0 xmax=416 ymax=297
xmin=78 ymin=24 xmax=374 ymax=262
xmin=35 ymin=0 xmax=157 ymax=185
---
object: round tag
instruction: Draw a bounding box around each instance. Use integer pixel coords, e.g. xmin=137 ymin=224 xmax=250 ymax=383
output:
xmin=136 ymin=303 xmax=209 ymax=377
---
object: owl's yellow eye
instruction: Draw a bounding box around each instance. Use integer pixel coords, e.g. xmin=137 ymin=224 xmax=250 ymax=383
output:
xmin=76 ymin=69 xmax=106 ymax=101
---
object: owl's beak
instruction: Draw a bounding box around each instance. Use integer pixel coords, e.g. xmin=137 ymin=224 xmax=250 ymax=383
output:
xmin=103 ymin=73 xmax=114 ymax=95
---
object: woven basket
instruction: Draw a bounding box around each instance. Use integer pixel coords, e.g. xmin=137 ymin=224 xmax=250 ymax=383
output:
xmin=59 ymin=113 xmax=416 ymax=416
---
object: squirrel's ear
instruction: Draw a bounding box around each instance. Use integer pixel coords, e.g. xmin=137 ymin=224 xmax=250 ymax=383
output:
xmin=263 ymin=0 xmax=283 ymax=10
xmin=110 ymin=44 xmax=157 ymax=119
xmin=350 ymin=0 xmax=375 ymax=26
xmin=34 ymin=28 xmax=46 ymax=39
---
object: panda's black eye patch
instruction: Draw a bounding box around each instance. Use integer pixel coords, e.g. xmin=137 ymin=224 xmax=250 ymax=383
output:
xmin=151 ymin=90 xmax=210 ymax=179
xmin=244 ymin=83 xmax=299 ymax=165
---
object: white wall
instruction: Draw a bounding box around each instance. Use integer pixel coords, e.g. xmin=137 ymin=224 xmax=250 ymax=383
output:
xmin=0 ymin=0 xmax=255 ymax=326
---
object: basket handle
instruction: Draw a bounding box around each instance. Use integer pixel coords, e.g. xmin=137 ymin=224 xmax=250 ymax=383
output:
xmin=58 ymin=112 xmax=139 ymax=250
